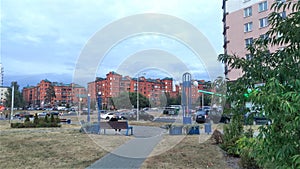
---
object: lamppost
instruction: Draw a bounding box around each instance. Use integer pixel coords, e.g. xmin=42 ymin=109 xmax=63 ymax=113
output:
xmin=9 ymin=85 xmax=15 ymax=123
xmin=78 ymin=97 xmax=82 ymax=115
xmin=136 ymin=75 xmax=139 ymax=121
xmin=87 ymin=94 xmax=90 ymax=123
xmin=136 ymin=72 xmax=146 ymax=121
xmin=97 ymin=92 xmax=102 ymax=134
xmin=97 ymin=92 xmax=102 ymax=123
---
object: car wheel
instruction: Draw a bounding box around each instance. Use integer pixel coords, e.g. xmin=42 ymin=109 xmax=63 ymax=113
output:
xmin=253 ymin=120 xmax=257 ymax=125
xmin=106 ymin=117 xmax=109 ymax=120
xmin=225 ymin=118 xmax=230 ymax=124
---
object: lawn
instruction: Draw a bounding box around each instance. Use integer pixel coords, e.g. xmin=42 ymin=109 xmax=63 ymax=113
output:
xmin=0 ymin=119 xmax=238 ymax=169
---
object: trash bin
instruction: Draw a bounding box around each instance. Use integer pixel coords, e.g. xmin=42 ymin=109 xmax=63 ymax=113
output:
xmin=183 ymin=117 xmax=192 ymax=124
xmin=204 ymin=123 xmax=211 ymax=134
xmin=169 ymin=126 xmax=183 ymax=135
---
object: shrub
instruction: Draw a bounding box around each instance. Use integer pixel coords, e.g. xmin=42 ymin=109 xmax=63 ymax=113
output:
xmin=24 ymin=115 xmax=30 ymax=122
xmin=237 ymin=137 xmax=261 ymax=169
xmin=44 ymin=115 xmax=49 ymax=123
xmin=33 ymin=113 xmax=39 ymax=124
xmin=50 ymin=114 xmax=55 ymax=123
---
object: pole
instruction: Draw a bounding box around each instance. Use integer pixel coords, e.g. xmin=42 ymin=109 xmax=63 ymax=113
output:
xmin=10 ymin=85 xmax=14 ymax=123
xmin=97 ymin=92 xmax=101 ymax=134
xmin=202 ymin=93 xmax=204 ymax=109
xmin=87 ymin=94 xmax=90 ymax=123
xmin=137 ymin=74 xmax=139 ymax=121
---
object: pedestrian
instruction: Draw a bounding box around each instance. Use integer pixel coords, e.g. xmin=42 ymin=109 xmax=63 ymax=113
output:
xmin=109 ymin=114 xmax=121 ymax=134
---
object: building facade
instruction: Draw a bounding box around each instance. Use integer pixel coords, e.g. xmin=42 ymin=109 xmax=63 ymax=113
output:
xmin=225 ymin=0 xmax=288 ymax=80
xmin=22 ymin=80 xmax=86 ymax=108
xmin=87 ymin=71 xmax=210 ymax=109
xmin=0 ymin=86 xmax=9 ymax=106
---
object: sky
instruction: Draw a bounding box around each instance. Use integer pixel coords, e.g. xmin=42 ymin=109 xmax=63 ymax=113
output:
xmin=1 ymin=0 xmax=224 ymax=89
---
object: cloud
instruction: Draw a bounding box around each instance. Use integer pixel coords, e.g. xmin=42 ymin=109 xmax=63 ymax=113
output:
xmin=2 ymin=0 xmax=224 ymax=87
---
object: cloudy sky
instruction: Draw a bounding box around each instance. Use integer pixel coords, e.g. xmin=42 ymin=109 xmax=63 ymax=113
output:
xmin=1 ymin=0 xmax=224 ymax=88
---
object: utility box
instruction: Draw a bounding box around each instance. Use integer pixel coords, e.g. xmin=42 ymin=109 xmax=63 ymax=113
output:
xmin=183 ymin=117 xmax=192 ymax=124
xmin=169 ymin=126 xmax=183 ymax=135
xmin=204 ymin=123 xmax=212 ymax=134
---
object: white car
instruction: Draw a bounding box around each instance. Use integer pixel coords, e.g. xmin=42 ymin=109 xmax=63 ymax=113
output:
xmin=100 ymin=112 xmax=115 ymax=120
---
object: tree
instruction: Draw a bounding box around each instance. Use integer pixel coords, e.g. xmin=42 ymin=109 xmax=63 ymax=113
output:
xmin=5 ymin=81 xmax=25 ymax=108
xmin=218 ymin=1 xmax=300 ymax=168
xmin=112 ymin=92 xmax=150 ymax=110
xmin=44 ymin=84 xmax=56 ymax=106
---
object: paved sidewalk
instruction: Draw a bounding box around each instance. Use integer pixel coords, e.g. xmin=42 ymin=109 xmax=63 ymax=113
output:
xmin=86 ymin=126 xmax=167 ymax=169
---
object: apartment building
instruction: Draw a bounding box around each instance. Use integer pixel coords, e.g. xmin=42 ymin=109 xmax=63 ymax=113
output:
xmin=225 ymin=0 xmax=287 ymax=80
xmin=23 ymin=79 xmax=86 ymax=108
xmin=87 ymin=71 xmax=211 ymax=109
xmin=0 ymin=86 xmax=9 ymax=105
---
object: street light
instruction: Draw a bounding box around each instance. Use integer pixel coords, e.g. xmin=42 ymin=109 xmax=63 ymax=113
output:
xmin=136 ymin=72 xmax=146 ymax=121
xmin=97 ymin=92 xmax=102 ymax=123
xmin=87 ymin=94 xmax=91 ymax=123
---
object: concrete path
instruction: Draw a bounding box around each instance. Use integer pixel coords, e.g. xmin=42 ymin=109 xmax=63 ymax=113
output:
xmin=86 ymin=126 xmax=167 ymax=169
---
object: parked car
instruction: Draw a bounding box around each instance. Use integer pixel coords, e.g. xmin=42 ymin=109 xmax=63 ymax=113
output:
xmin=45 ymin=111 xmax=60 ymax=116
xmin=38 ymin=112 xmax=48 ymax=117
xmin=163 ymin=107 xmax=179 ymax=115
xmin=244 ymin=112 xmax=272 ymax=125
xmin=100 ymin=112 xmax=116 ymax=120
xmin=195 ymin=110 xmax=208 ymax=123
xmin=115 ymin=112 xmax=129 ymax=120
xmin=128 ymin=111 xmax=154 ymax=121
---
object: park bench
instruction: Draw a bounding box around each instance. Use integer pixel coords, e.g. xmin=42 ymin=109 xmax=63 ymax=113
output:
xmin=100 ymin=121 xmax=133 ymax=136
xmin=60 ymin=118 xmax=71 ymax=124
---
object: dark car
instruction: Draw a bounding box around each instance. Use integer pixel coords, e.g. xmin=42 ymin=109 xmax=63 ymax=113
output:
xmin=244 ymin=112 xmax=272 ymax=125
xmin=128 ymin=111 xmax=154 ymax=121
xmin=195 ymin=110 xmax=208 ymax=123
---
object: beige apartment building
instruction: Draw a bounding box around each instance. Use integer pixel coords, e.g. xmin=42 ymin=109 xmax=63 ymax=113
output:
xmin=225 ymin=0 xmax=287 ymax=80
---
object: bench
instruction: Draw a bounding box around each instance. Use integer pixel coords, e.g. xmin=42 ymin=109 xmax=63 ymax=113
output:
xmin=100 ymin=121 xmax=133 ymax=136
xmin=60 ymin=118 xmax=71 ymax=124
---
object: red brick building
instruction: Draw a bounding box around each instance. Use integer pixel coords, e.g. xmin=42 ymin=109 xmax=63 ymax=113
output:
xmin=22 ymin=79 xmax=86 ymax=108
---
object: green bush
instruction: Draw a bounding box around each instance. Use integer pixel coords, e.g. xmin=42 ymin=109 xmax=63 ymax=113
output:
xmin=221 ymin=115 xmax=244 ymax=156
xmin=24 ymin=115 xmax=30 ymax=122
xmin=33 ymin=113 xmax=39 ymax=124
xmin=11 ymin=116 xmax=61 ymax=128
xmin=237 ymin=137 xmax=261 ymax=169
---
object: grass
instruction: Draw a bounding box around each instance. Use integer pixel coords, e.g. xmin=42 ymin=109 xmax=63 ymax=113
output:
xmin=0 ymin=120 xmax=131 ymax=169
xmin=0 ymin=118 xmax=237 ymax=169
xmin=142 ymin=135 xmax=231 ymax=169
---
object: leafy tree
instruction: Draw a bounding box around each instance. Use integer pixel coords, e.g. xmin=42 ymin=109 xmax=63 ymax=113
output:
xmin=218 ymin=1 xmax=300 ymax=168
xmin=5 ymin=81 xmax=25 ymax=108
xmin=111 ymin=92 xmax=150 ymax=110
xmin=44 ymin=84 xmax=56 ymax=106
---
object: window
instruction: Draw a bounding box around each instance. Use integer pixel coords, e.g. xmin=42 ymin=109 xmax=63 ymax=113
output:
xmin=276 ymin=0 xmax=286 ymax=4
xmin=245 ymin=38 xmax=253 ymax=47
xmin=260 ymin=34 xmax=269 ymax=40
xmin=280 ymin=11 xmax=286 ymax=19
xmin=259 ymin=17 xmax=268 ymax=28
xmin=244 ymin=22 xmax=253 ymax=32
xmin=246 ymin=54 xmax=253 ymax=60
xmin=258 ymin=1 xmax=268 ymax=12
xmin=244 ymin=7 xmax=252 ymax=17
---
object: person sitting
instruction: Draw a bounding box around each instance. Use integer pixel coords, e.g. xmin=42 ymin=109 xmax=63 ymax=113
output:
xmin=109 ymin=114 xmax=121 ymax=134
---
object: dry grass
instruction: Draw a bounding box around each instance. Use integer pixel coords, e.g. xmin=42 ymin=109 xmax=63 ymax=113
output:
xmin=0 ymin=117 xmax=236 ymax=169
xmin=142 ymin=135 xmax=231 ymax=169
xmin=0 ymin=120 xmax=131 ymax=169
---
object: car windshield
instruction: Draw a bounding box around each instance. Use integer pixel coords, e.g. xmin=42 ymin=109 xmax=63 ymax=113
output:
xmin=196 ymin=111 xmax=206 ymax=115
